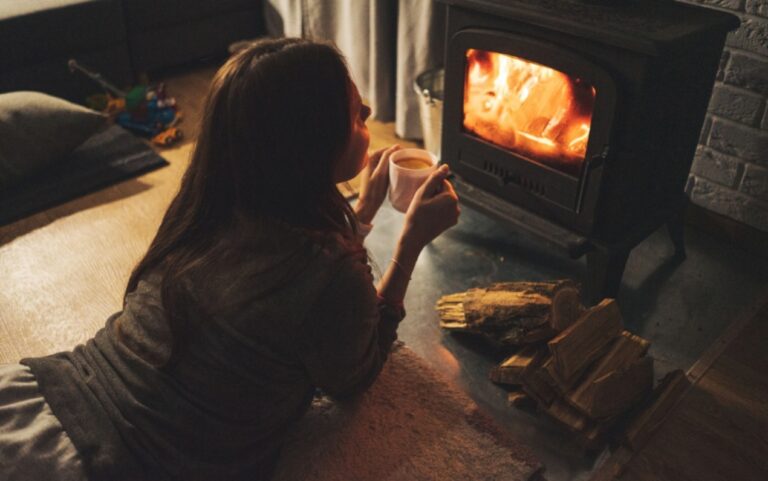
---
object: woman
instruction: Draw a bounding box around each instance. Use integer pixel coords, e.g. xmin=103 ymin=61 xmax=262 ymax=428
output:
xmin=0 ymin=38 xmax=459 ymax=481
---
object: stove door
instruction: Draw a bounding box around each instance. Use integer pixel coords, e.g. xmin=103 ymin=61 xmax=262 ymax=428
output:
xmin=443 ymin=29 xmax=616 ymax=232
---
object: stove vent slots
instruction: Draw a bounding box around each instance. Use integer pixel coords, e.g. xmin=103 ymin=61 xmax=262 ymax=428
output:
xmin=482 ymin=159 xmax=546 ymax=196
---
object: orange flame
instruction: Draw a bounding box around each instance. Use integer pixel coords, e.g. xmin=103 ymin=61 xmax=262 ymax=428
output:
xmin=463 ymin=49 xmax=596 ymax=176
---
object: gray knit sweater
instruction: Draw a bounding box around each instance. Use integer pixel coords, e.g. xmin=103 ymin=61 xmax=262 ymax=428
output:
xmin=22 ymin=220 xmax=404 ymax=481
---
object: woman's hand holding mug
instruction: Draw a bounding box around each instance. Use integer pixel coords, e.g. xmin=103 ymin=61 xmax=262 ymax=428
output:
xmin=380 ymin=163 xmax=460 ymax=304
xmin=400 ymin=164 xmax=460 ymax=252
xmin=355 ymin=145 xmax=400 ymax=225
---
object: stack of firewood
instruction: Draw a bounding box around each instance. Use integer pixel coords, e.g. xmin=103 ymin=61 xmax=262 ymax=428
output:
xmin=436 ymin=280 xmax=654 ymax=449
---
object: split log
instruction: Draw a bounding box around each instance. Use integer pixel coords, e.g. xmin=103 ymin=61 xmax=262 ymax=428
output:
xmin=577 ymin=356 xmax=654 ymax=419
xmin=543 ymin=357 xmax=583 ymax=393
xmin=436 ymin=280 xmax=584 ymax=345
xmin=489 ymin=344 xmax=545 ymax=385
xmin=567 ymin=331 xmax=651 ymax=414
xmin=623 ymin=369 xmax=690 ymax=450
xmin=520 ymin=353 xmax=559 ymax=407
xmin=547 ymin=298 xmax=624 ymax=384
xmin=576 ymin=422 xmax=607 ymax=451
xmin=537 ymin=357 xmax=569 ymax=395
xmin=507 ymin=390 xmax=537 ymax=410
xmin=543 ymin=398 xmax=589 ymax=432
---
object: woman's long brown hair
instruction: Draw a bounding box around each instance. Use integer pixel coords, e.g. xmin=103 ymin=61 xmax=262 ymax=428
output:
xmin=124 ymin=38 xmax=361 ymax=365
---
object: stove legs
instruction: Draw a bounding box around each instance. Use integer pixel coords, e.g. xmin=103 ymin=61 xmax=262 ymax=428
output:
xmin=585 ymin=246 xmax=630 ymax=305
xmin=585 ymin=207 xmax=687 ymax=305
xmin=667 ymin=208 xmax=687 ymax=260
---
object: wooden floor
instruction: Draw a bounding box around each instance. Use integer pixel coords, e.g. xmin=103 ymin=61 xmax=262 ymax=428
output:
xmin=590 ymin=292 xmax=768 ymax=481
xmin=0 ymin=60 xmax=417 ymax=364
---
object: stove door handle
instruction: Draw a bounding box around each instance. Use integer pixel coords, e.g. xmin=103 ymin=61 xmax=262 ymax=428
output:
xmin=585 ymin=145 xmax=610 ymax=171
xmin=575 ymin=146 xmax=610 ymax=213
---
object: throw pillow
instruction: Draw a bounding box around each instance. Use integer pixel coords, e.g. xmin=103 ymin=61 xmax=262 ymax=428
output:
xmin=0 ymin=91 xmax=107 ymax=192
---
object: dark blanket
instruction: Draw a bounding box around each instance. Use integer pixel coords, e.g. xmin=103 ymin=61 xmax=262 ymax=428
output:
xmin=0 ymin=124 xmax=167 ymax=226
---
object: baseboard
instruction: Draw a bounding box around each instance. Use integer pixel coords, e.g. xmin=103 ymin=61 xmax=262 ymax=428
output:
xmin=684 ymin=202 xmax=768 ymax=259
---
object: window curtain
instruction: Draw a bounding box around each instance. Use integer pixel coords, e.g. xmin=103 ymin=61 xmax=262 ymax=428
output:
xmin=262 ymin=0 xmax=445 ymax=140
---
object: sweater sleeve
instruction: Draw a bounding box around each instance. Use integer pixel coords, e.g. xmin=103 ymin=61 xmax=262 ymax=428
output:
xmin=296 ymin=253 xmax=405 ymax=398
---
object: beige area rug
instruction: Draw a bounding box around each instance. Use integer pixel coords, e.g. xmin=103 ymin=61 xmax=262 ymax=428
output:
xmin=272 ymin=343 xmax=543 ymax=481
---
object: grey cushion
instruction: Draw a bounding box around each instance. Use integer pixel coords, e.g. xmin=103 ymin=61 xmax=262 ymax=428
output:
xmin=0 ymin=124 xmax=169 ymax=226
xmin=0 ymin=91 xmax=106 ymax=190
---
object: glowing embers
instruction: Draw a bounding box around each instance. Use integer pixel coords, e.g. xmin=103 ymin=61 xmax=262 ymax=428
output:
xmin=463 ymin=49 xmax=596 ymax=177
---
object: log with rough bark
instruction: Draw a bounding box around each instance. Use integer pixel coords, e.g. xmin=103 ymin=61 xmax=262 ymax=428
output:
xmin=567 ymin=330 xmax=651 ymax=415
xmin=547 ymin=298 xmax=624 ymax=384
xmin=436 ymin=280 xmax=584 ymax=345
xmin=489 ymin=344 xmax=546 ymax=385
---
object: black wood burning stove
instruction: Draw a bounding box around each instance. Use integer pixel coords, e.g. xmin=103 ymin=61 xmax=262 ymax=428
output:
xmin=437 ymin=0 xmax=739 ymax=302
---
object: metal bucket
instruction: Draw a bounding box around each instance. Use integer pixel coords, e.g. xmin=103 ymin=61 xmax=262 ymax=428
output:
xmin=413 ymin=68 xmax=444 ymax=160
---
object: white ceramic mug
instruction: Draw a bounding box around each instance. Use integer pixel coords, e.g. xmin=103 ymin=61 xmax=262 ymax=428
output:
xmin=388 ymin=148 xmax=438 ymax=213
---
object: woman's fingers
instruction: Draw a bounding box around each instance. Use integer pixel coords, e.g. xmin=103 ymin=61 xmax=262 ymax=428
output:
xmin=384 ymin=144 xmax=401 ymax=156
xmin=365 ymin=148 xmax=385 ymax=175
xmin=430 ymin=180 xmax=460 ymax=223
xmin=369 ymin=146 xmax=388 ymax=162
xmin=374 ymin=144 xmax=400 ymax=176
xmin=434 ymin=184 xmax=459 ymax=208
xmin=441 ymin=178 xmax=458 ymax=200
xmin=418 ymin=164 xmax=451 ymax=199
xmin=356 ymin=144 xmax=401 ymax=223
xmin=369 ymin=145 xmax=399 ymax=164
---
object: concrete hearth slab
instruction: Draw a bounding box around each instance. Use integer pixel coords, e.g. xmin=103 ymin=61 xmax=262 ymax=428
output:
xmin=362 ymin=197 xmax=768 ymax=481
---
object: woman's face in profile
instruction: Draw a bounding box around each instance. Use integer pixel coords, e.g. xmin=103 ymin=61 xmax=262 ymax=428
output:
xmin=334 ymin=82 xmax=371 ymax=183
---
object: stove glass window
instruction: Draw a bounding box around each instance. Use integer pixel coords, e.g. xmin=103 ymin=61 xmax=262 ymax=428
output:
xmin=463 ymin=48 xmax=596 ymax=177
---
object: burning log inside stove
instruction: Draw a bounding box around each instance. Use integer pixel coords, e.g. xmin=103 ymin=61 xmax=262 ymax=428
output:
xmin=462 ymin=49 xmax=596 ymax=176
xmin=437 ymin=284 xmax=655 ymax=450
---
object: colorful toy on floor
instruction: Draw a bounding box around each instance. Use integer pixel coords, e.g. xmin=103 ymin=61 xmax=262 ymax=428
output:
xmin=68 ymin=59 xmax=183 ymax=147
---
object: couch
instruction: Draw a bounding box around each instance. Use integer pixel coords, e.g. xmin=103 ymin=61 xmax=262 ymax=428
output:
xmin=0 ymin=0 xmax=264 ymax=104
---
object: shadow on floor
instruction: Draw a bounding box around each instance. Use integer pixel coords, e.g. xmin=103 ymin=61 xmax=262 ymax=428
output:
xmin=0 ymin=178 xmax=154 ymax=246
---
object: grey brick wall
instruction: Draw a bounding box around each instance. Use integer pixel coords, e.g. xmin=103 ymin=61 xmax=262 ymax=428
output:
xmin=683 ymin=0 xmax=768 ymax=232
